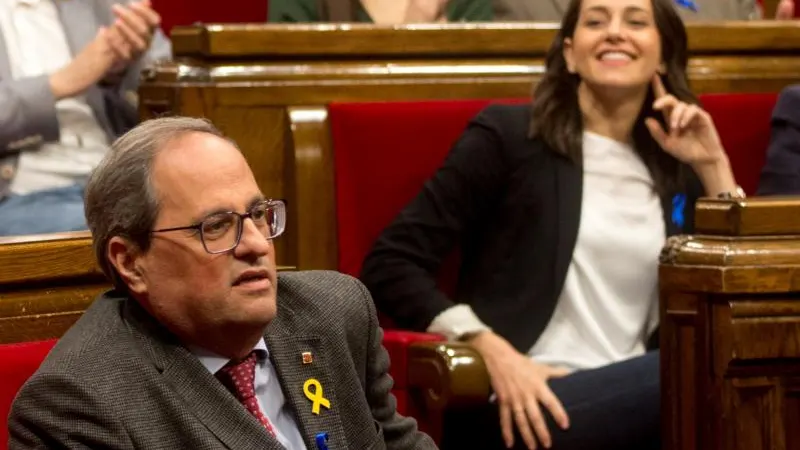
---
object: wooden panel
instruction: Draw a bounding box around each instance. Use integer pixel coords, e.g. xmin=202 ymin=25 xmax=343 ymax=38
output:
xmin=169 ymin=22 xmax=800 ymax=58
xmin=694 ymin=197 xmax=800 ymax=236
xmin=725 ymin=378 xmax=784 ymax=450
xmin=0 ymin=232 xmax=101 ymax=284
xmin=140 ymin=23 xmax=800 ymax=272
xmin=0 ymin=286 xmax=103 ymax=344
xmin=662 ymin=199 xmax=800 ymax=450
xmin=729 ymin=298 xmax=800 ymax=361
xmin=285 ymin=106 xmax=338 ymax=270
xmin=0 ymin=233 xmax=109 ymax=344
xmin=661 ymin=292 xmax=702 ymax=450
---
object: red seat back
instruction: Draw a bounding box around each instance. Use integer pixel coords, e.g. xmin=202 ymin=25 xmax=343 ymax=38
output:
xmin=699 ymin=93 xmax=778 ymax=195
xmin=0 ymin=339 xmax=57 ymax=450
xmin=152 ymin=0 xmax=268 ymax=35
xmin=331 ymin=93 xmax=777 ymax=279
xmin=331 ymin=99 xmax=528 ymax=280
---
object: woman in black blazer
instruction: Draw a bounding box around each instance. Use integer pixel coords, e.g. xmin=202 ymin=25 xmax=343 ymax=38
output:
xmin=361 ymin=0 xmax=742 ymax=448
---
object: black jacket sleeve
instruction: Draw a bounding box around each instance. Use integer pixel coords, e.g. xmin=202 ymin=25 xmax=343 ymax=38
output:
xmin=360 ymin=105 xmax=511 ymax=331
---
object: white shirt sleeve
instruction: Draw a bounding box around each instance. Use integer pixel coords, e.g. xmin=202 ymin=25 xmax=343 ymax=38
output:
xmin=426 ymin=303 xmax=491 ymax=341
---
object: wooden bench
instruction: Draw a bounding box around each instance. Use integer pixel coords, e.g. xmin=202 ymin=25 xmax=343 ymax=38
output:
xmin=661 ymin=197 xmax=800 ymax=450
xmin=138 ymin=21 xmax=800 ymax=272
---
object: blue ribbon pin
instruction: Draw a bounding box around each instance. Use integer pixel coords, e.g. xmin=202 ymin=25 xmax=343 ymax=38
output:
xmin=315 ymin=432 xmax=330 ymax=450
xmin=674 ymin=0 xmax=698 ymax=12
xmin=671 ymin=193 xmax=686 ymax=229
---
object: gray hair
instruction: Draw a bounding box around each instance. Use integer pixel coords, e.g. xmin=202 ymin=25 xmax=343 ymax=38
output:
xmin=84 ymin=116 xmax=227 ymax=291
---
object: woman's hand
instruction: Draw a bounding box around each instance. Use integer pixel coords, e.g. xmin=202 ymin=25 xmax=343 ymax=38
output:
xmin=645 ymin=74 xmax=726 ymax=168
xmin=469 ymin=331 xmax=571 ymax=449
xmin=646 ymin=75 xmax=739 ymax=196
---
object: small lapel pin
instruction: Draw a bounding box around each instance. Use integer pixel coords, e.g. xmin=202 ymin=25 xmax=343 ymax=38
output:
xmin=674 ymin=0 xmax=698 ymax=12
xmin=302 ymin=351 xmax=313 ymax=365
xmin=303 ymin=378 xmax=331 ymax=415
xmin=315 ymin=432 xmax=330 ymax=450
xmin=672 ymin=193 xmax=686 ymax=229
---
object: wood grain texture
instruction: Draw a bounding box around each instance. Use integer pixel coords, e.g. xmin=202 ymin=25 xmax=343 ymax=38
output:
xmin=285 ymin=106 xmax=338 ymax=271
xmin=169 ymin=22 xmax=800 ymax=57
xmin=662 ymin=198 xmax=800 ymax=450
xmin=140 ymin=22 xmax=800 ymax=272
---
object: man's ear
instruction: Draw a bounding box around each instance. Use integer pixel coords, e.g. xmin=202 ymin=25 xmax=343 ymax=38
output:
xmin=107 ymin=236 xmax=147 ymax=295
xmin=563 ymin=38 xmax=576 ymax=74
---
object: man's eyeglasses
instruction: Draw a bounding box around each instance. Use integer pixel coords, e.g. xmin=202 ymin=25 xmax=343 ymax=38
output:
xmin=151 ymin=199 xmax=287 ymax=254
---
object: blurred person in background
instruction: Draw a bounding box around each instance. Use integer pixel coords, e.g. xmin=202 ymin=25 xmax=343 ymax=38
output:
xmin=0 ymin=0 xmax=170 ymax=236
xmin=269 ymin=0 xmax=492 ymax=23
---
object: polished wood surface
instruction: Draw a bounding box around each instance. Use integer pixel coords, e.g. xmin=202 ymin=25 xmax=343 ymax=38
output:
xmin=140 ymin=22 xmax=800 ymax=271
xmin=0 ymin=232 xmax=295 ymax=344
xmin=660 ymin=197 xmax=800 ymax=450
xmin=0 ymin=233 xmax=105 ymax=343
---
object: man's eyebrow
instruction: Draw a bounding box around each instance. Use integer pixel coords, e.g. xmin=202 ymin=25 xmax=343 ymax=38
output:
xmin=191 ymin=195 xmax=266 ymax=223
xmin=247 ymin=195 xmax=267 ymax=210
xmin=584 ymin=5 xmax=649 ymax=14
xmin=191 ymin=207 xmax=232 ymax=224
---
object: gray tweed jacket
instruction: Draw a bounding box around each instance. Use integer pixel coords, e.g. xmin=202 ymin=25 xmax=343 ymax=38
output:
xmin=8 ymin=271 xmax=436 ymax=450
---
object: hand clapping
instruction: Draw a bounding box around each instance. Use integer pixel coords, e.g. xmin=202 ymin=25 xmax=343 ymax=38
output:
xmin=105 ymin=0 xmax=162 ymax=73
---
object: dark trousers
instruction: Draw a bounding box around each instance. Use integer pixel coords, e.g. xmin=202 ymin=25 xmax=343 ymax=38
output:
xmin=441 ymin=351 xmax=660 ymax=450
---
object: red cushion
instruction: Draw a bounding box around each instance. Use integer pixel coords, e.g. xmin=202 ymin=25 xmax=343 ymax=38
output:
xmin=0 ymin=339 xmax=57 ymax=449
xmin=331 ymin=99 xmax=528 ymax=280
xmin=152 ymin=0 xmax=268 ymax=34
xmin=330 ymin=93 xmax=777 ymax=421
xmin=382 ymin=330 xmax=444 ymax=389
xmin=698 ymin=93 xmax=778 ymax=195
xmin=332 ymin=94 xmax=777 ymax=264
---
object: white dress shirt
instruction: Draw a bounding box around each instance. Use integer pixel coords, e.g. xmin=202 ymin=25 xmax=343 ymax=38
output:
xmin=428 ymin=131 xmax=664 ymax=371
xmin=191 ymin=338 xmax=308 ymax=450
xmin=0 ymin=0 xmax=109 ymax=195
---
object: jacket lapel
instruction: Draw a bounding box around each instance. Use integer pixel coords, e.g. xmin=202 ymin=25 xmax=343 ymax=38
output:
xmin=124 ymin=300 xmax=284 ymax=450
xmin=266 ymin=310 xmax=348 ymax=450
xmin=552 ymin=155 xmax=583 ymax=299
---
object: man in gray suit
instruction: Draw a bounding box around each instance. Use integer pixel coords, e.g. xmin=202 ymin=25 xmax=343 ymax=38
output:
xmin=492 ymin=0 xmax=795 ymax=21
xmin=8 ymin=117 xmax=436 ymax=450
xmin=0 ymin=0 xmax=170 ymax=236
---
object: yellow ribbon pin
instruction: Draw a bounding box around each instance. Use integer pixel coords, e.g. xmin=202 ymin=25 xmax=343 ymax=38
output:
xmin=303 ymin=378 xmax=331 ymax=415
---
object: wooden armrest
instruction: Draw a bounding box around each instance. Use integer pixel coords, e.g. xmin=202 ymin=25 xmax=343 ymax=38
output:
xmin=407 ymin=341 xmax=491 ymax=411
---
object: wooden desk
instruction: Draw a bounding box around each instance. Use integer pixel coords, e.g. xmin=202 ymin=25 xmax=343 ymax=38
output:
xmin=139 ymin=22 xmax=800 ymax=272
xmin=0 ymin=231 xmax=295 ymax=344
xmin=660 ymin=197 xmax=800 ymax=450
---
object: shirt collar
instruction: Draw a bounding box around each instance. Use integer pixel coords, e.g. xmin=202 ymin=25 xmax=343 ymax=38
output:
xmin=189 ymin=338 xmax=269 ymax=375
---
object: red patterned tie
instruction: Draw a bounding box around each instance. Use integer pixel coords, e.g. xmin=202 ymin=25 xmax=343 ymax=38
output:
xmin=217 ymin=351 xmax=278 ymax=437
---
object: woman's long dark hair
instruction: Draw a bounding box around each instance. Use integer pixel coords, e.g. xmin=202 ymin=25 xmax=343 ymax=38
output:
xmin=530 ymin=0 xmax=696 ymax=194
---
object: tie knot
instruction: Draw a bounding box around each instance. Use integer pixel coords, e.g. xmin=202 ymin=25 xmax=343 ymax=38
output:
xmin=217 ymin=351 xmax=259 ymax=402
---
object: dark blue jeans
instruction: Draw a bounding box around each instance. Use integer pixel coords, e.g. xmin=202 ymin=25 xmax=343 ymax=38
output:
xmin=0 ymin=185 xmax=87 ymax=236
xmin=442 ymin=351 xmax=660 ymax=450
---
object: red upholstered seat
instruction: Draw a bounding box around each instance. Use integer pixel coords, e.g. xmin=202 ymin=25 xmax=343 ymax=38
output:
xmin=699 ymin=93 xmax=778 ymax=195
xmin=329 ymin=93 xmax=776 ymax=427
xmin=151 ymin=0 xmax=268 ymax=35
xmin=330 ymin=99 xmax=527 ymax=428
xmin=0 ymin=339 xmax=57 ymax=450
